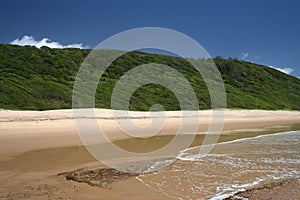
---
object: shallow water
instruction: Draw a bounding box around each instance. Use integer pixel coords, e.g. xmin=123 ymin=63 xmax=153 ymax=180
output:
xmin=1 ymin=126 xmax=299 ymax=199
xmin=112 ymin=125 xmax=300 ymax=153
xmin=138 ymin=131 xmax=300 ymax=199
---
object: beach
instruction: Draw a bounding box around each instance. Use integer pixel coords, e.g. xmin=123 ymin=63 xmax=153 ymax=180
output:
xmin=0 ymin=109 xmax=299 ymax=199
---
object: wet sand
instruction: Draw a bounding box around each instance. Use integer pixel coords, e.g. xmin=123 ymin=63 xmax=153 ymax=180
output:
xmin=0 ymin=109 xmax=300 ymax=199
xmin=226 ymin=179 xmax=300 ymax=200
xmin=141 ymin=130 xmax=300 ymax=199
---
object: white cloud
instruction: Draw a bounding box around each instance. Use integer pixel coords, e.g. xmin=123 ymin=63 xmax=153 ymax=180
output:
xmin=269 ymin=65 xmax=294 ymax=74
xmin=10 ymin=35 xmax=88 ymax=49
xmin=241 ymin=52 xmax=249 ymax=60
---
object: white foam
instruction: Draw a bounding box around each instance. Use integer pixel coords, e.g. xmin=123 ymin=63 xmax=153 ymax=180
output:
xmin=138 ymin=130 xmax=300 ymax=199
xmin=177 ymin=130 xmax=300 ymax=161
xmin=210 ymin=178 xmax=264 ymax=200
xmin=143 ymin=158 xmax=175 ymax=173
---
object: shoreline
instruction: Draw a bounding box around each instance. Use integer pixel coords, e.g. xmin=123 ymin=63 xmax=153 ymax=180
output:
xmin=1 ymin=128 xmax=298 ymax=200
xmin=1 ymin=109 xmax=300 ymax=155
xmin=0 ymin=109 xmax=300 ymax=199
xmin=226 ymin=178 xmax=300 ymax=200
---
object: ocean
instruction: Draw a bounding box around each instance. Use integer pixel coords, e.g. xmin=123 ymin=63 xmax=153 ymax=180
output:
xmin=137 ymin=131 xmax=300 ymax=199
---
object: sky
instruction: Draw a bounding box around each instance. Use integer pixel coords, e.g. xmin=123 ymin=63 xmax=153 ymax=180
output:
xmin=0 ymin=0 xmax=299 ymax=77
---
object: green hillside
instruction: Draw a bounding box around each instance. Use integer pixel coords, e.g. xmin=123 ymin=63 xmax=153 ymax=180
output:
xmin=0 ymin=43 xmax=299 ymax=111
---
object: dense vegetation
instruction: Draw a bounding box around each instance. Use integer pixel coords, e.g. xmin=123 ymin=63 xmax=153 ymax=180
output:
xmin=0 ymin=43 xmax=299 ymax=111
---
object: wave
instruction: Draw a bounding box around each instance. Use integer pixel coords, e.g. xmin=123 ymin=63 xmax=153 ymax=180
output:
xmin=177 ymin=130 xmax=300 ymax=161
xmin=138 ymin=130 xmax=300 ymax=199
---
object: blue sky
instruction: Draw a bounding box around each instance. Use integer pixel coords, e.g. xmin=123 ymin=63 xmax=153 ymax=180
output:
xmin=0 ymin=0 xmax=299 ymax=77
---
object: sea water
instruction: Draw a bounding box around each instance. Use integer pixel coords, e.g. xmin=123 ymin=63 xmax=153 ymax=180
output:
xmin=137 ymin=131 xmax=300 ymax=199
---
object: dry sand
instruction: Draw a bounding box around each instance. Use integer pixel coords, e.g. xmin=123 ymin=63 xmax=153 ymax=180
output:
xmin=0 ymin=109 xmax=299 ymax=199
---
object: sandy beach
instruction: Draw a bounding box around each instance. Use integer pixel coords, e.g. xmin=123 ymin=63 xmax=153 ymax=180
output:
xmin=0 ymin=109 xmax=299 ymax=199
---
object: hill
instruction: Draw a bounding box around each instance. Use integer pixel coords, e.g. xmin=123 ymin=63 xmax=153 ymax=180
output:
xmin=0 ymin=43 xmax=299 ymax=111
